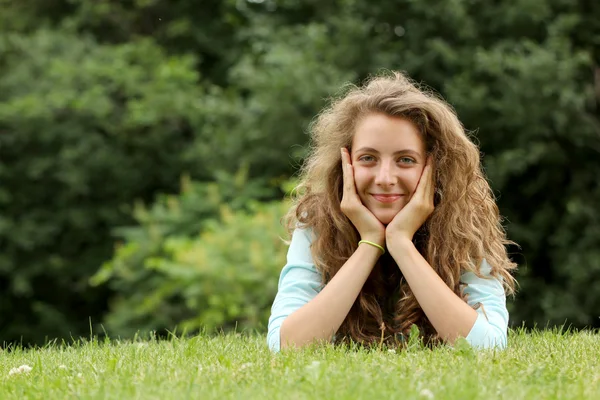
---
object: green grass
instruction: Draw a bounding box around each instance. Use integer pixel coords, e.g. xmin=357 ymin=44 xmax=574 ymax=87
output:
xmin=1 ymin=329 xmax=599 ymax=399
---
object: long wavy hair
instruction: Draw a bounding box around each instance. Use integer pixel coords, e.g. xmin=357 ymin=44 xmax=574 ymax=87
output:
xmin=284 ymin=71 xmax=517 ymax=348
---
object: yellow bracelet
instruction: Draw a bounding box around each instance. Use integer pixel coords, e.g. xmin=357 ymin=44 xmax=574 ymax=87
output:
xmin=358 ymin=240 xmax=385 ymax=254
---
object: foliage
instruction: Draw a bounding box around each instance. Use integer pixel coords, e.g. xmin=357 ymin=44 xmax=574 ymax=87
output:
xmin=0 ymin=29 xmax=268 ymax=344
xmin=445 ymin=21 xmax=600 ymax=327
xmin=91 ymin=177 xmax=288 ymax=337
xmin=0 ymin=0 xmax=599 ymax=344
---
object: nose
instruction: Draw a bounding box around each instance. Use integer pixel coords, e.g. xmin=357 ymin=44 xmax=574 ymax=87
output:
xmin=374 ymin=161 xmax=396 ymax=187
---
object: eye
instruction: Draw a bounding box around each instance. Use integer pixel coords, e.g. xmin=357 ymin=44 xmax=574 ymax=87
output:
xmin=398 ymin=157 xmax=416 ymax=164
xmin=358 ymin=155 xmax=376 ymax=162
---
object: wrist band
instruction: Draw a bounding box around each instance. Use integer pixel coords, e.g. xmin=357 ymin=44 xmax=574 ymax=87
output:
xmin=358 ymin=240 xmax=385 ymax=254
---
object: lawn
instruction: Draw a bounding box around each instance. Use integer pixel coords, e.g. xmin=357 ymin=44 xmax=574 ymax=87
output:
xmin=1 ymin=329 xmax=599 ymax=399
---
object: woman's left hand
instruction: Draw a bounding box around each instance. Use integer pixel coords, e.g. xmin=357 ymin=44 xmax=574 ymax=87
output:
xmin=385 ymin=157 xmax=435 ymax=243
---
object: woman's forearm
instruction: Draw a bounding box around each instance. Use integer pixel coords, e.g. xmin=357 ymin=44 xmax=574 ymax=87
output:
xmin=279 ymin=244 xmax=381 ymax=350
xmin=388 ymin=238 xmax=478 ymax=344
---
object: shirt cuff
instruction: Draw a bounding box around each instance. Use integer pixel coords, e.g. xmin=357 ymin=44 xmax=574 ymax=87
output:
xmin=267 ymin=319 xmax=282 ymax=352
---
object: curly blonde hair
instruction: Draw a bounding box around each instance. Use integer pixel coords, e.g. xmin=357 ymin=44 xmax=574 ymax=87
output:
xmin=284 ymin=71 xmax=517 ymax=348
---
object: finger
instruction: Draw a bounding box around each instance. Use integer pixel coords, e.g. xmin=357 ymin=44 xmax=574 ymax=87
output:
xmin=343 ymin=149 xmax=362 ymax=202
xmin=423 ymin=156 xmax=435 ymax=202
xmin=413 ymin=162 xmax=428 ymax=198
xmin=341 ymin=148 xmax=353 ymax=195
xmin=412 ymin=157 xmax=433 ymax=202
xmin=341 ymin=147 xmax=346 ymax=179
xmin=343 ymin=149 xmax=358 ymax=195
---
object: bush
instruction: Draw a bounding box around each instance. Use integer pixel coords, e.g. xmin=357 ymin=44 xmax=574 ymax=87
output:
xmin=0 ymin=29 xmax=224 ymax=344
xmin=91 ymin=176 xmax=289 ymax=337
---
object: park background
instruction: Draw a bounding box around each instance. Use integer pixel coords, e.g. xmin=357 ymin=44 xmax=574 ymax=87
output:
xmin=0 ymin=0 xmax=599 ymax=347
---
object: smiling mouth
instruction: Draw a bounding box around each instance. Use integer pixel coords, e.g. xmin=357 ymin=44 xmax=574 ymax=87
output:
xmin=371 ymin=194 xmax=403 ymax=203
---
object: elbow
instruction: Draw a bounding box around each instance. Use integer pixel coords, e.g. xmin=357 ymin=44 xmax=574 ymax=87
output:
xmin=268 ymin=317 xmax=301 ymax=352
xmin=277 ymin=319 xmax=331 ymax=351
xmin=277 ymin=319 xmax=300 ymax=351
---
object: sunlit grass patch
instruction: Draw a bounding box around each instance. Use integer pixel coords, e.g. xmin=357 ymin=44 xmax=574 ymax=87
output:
xmin=1 ymin=328 xmax=599 ymax=399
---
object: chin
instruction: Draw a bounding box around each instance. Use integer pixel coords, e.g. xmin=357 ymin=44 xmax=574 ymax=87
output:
xmin=374 ymin=211 xmax=396 ymax=225
xmin=372 ymin=205 xmax=404 ymax=225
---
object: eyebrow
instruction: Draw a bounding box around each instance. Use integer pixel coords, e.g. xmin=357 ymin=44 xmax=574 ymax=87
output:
xmin=353 ymin=147 xmax=423 ymax=158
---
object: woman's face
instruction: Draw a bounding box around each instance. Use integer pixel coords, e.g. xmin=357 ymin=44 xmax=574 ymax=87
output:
xmin=351 ymin=113 xmax=426 ymax=225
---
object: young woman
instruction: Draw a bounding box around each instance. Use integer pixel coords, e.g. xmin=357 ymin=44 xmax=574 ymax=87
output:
xmin=267 ymin=72 xmax=517 ymax=352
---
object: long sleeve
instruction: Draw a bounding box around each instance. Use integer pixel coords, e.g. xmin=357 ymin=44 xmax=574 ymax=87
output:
xmin=267 ymin=228 xmax=323 ymax=352
xmin=267 ymin=232 xmax=510 ymax=351
xmin=462 ymin=259 xmax=509 ymax=349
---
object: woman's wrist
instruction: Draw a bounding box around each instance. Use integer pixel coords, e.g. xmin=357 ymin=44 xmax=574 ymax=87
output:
xmin=356 ymin=241 xmax=385 ymax=258
xmin=386 ymin=235 xmax=414 ymax=257
xmin=358 ymin=240 xmax=385 ymax=255
xmin=385 ymin=231 xmax=412 ymax=245
xmin=360 ymin=234 xmax=385 ymax=248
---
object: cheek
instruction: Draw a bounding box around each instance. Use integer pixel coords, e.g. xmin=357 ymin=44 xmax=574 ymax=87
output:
xmin=352 ymin=168 xmax=371 ymax=192
xmin=405 ymin=168 xmax=425 ymax=193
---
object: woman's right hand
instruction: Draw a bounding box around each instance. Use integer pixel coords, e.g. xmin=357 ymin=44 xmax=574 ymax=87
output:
xmin=340 ymin=148 xmax=385 ymax=247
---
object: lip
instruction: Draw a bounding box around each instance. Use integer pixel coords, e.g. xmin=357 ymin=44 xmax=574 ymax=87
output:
xmin=371 ymin=194 xmax=403 ymax=203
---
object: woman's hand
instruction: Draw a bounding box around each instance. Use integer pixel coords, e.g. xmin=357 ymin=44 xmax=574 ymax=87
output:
xmin=340 ymin=148 xmax=385 ymax=246
xmin=386 ymin=156 xmax=435 ymax=243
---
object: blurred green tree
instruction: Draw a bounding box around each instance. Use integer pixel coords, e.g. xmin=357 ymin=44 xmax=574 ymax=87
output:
xmin=89 ymin=172 xmax=287 ymax=338
xmin=1 ymin=0 xmax=598 ymax=344
xmin=0 ymin=29 xmax=213 ymax=343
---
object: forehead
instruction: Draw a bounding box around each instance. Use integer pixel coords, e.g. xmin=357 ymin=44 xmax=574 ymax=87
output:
xmin=352 ymin=113 xmax=425 ymax=153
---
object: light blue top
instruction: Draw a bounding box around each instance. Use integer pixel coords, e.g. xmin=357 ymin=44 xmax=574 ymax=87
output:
xmin=267 ymin=228 xmax=509 ymax=352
